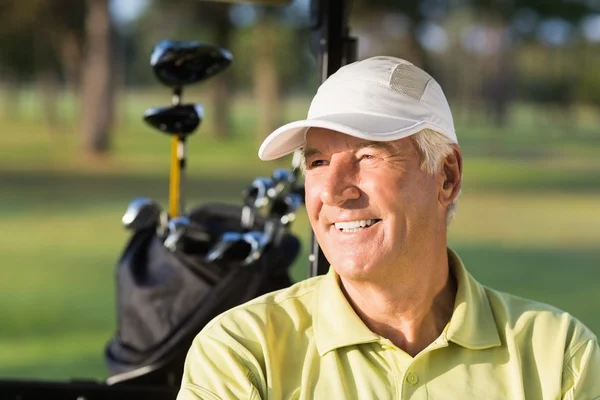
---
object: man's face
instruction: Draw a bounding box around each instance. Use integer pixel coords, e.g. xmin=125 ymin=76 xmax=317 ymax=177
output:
xmin=303 ymin=128 xmax=446 ymax=281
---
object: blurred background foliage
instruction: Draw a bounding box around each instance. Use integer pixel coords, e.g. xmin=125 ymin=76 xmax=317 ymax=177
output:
xmin=0 ymin=0 xmax=599 ymax=382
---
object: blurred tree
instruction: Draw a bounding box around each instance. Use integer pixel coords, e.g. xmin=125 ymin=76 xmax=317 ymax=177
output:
xmin=229 ymin=3 xmax=314 ymax=139
xmin=349 ymin=0 xmax=599 ymax=128
xmin=210 ymin=4 xmax=235 ymax=140
xmin=0 ymin=0 xmax=85 ymax=126
xmin=474 ymin=0 xmax=592 ymax=22
xmin=0 ymin=29 xmax=34 ymax=120
xmin=351 ymin=0 xmax=434 ymax=70
xmin=0 ymin=0 xmax=119 ymax=153
xmin=80 ymin=0 xmax=116 ymax=154
xmin=472 ymin=0 xmax=595 ymax=127
xmin=253 ymin=13 xmax=281 ymax=140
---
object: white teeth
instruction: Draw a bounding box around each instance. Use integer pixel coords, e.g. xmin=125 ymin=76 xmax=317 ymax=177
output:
xmin=334 ymin=219 xmax=377 ymax=232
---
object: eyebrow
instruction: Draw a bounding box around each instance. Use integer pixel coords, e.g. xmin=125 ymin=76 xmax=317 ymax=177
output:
xmin=356 ymin=141 xmax=395 ymax=153
xmin=302 ymin=141 xmax=395 ymax=159
xmin=302 ymin=147 xmax=321 ymax=160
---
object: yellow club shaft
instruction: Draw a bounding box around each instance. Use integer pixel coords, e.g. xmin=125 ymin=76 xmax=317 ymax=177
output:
xmin=169 ymin=136 xmax=180 ymax=217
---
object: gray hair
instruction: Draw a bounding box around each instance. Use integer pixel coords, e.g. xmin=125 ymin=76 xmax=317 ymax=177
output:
xmin=410 ymin=128 xmax=461 ymax=226
xmin=299 ymin=128 xmax=461 ymax=226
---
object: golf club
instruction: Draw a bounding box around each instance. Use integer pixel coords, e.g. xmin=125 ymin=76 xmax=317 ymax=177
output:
xmin=241 ymin=177 xmax=276 ymax=229
xmin=205 ymin=231 xmax=268 ymax=266
xmin=163 ymin=216 xmax=211 ymax=252
xmin=143 ymin=104 xmax=204 ymax=135
xmin=150 ymin=40 xmax=233 ymax=87
xmin=204 ymin=232 xmax=245 ymax=263
xmin=143 ymin=103 xmax=204 ymax=220
xmin=148 ymin=40 xmax=233 ymax=218
xmin=239 ymin=231 xmax=269 ymax=266
xmin=278 ymin=192 xmax=303 ymax=225
xmin=122 ymin=197 xmax=166 ymax=233
xmin=263 ymin=191 xmax=304 ymax=247
xmin=268 ymin=168 xmax=295 ymax=199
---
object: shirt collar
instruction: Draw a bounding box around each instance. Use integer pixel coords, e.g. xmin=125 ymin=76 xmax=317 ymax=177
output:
xmin=313 ymin=267 xmax=380 ymax=356
xmin=445 ymin=248 xmax=501 ymax=349
xmin=313 ymin=248 xmax=501 ymax=356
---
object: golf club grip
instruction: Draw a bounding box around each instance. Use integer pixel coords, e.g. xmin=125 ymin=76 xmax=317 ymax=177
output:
xmin=169 ymin=136 xmax=180 ymax=217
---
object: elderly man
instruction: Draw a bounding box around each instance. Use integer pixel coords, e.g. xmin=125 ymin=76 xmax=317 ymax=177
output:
xmin=177 ymin=57 xmax=599 ymax=399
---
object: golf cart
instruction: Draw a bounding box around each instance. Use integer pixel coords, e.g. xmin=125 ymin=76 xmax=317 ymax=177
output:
xmin=0 ymin=0 xmax=356 ymax=398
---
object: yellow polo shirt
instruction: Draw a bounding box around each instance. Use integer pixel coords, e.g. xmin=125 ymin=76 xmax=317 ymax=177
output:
xmin=177 ymin=249 xmax=600 ymax=399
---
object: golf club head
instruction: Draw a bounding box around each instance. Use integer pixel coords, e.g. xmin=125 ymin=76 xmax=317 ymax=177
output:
xmin=268 ymin=168 xmax=295 ymax=199
xmin=122 ymin=197 xmax=162 ymax=232
xmin=244 ymin=177 xmax=275 ymax=209
xmin=280 ymin=193 xmax=303 ymax=225
xmin=269 ymin=191 xmax=304 ymax=219
xmin=285 ymin=192 xmax=304 ymax=212
xmin=241 ymin=231 xmax=268 ymax=266
xmin=143 ymin=104 xmax=204 ymax=135
xmin=240 ymin=177 xmax=274 ymax=229
xmin=163 ymin=216 xmax=191 ymax=252
xmin=205 ymin=232 xmax=243 ymax=263
xmin=150 ymin=40 xmax=233 ymax=87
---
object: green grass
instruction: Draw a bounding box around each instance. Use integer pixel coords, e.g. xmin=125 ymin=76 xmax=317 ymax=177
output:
xmin=0 ymin=91 xmax=599 ymax=381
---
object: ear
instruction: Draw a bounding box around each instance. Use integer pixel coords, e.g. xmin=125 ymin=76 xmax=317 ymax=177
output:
xmin=438 ymin=145 xmax=462 ymax=207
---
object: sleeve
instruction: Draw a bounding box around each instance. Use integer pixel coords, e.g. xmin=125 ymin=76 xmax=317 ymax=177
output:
xmin=176 ymin=330 xmax=265 ymax=400
xmin=561 ymin=337 xmax=600 ymax=400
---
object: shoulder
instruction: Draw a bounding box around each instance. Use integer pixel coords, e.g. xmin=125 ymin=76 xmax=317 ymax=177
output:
xmin=180 ymin=276 xmax=328 ymax=398
xmin=187 ymin=275 xmax=323 ymax=376
xmin=201 ymin=274 xmax=324 ymax=337
xmin=484 ymin=288 xmax=600 ymax=396
xmin=484 ymin=286 xmax=597 ymax=349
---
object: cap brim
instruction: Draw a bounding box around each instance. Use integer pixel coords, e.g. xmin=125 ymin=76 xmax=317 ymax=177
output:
xmin=258 ymin=113 xmax=447 ymax=161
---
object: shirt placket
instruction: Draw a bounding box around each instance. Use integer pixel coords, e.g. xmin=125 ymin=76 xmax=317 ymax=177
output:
xmin=378 ymin=338 xmax=414 ymax=399
xmin=380 ymin=337 xmax=449 ymax=399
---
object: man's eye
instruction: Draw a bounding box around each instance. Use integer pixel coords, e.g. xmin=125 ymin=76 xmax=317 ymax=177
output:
xmin=360 ymin=154 xmax=376 ymax=161
xmin=309 ymin=160 xmax=328 ymax=168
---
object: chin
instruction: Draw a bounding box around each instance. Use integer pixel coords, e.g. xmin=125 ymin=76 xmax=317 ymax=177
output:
xmin=330 ymin=257 xmax=380 ymax=281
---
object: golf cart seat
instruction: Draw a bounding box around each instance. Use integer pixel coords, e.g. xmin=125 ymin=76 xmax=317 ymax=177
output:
xmin=105 ymin=202 xmax=300 ymax=388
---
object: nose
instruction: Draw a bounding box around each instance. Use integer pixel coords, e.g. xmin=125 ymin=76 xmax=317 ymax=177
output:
xmin=319 ymin=160 xmax=360 ymax=206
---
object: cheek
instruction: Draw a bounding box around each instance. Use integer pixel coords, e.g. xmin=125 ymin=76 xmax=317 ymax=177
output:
xmin=360 ymin=174 xmax=401 ymax=208
xmin=361 ymin=171 xmax=433 ymax=218
xmin=303 ymin=178 xmax=322 ymax=219
xmin=413 ymin=173 xmax=439 ymax=204
xmin=403 ymin=174 xmax=439 ymax=222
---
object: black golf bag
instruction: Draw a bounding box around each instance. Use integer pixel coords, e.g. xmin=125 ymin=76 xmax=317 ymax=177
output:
xmin=104 ymin=202 xmax=300 ymax=388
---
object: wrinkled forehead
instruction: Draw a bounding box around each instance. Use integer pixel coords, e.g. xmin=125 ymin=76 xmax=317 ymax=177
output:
xmin=304 ymin=127 xmax=414 ymax=156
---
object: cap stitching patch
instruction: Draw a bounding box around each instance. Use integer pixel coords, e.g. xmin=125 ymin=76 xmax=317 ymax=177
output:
xmin=389 ymin=64 xmax=431 ymax=101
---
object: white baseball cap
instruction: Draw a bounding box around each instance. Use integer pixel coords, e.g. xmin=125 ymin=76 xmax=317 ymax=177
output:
xmin=258 ymin=56 xmax=457 ymax=161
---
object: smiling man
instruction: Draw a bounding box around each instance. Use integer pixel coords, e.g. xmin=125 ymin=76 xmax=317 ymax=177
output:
xmin=177 ymin=57 xmax=600 ymax=399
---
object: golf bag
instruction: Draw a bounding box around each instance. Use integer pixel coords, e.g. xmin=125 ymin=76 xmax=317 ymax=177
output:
xmin=104 ymin=202 xmax=300 ymax=387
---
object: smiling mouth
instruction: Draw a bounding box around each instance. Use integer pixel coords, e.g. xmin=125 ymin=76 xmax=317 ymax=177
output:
xmin=333 ymin=219 xmax=381 ymax=233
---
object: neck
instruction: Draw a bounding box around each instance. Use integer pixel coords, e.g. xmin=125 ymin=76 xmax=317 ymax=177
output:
xmin=339 ymin=248 xmax=457 ymax=357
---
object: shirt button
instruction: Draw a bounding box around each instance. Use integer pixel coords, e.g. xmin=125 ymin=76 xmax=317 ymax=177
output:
xmin=406 ymin=372 xmax=418 ymax=385
xmin=380 ymin=339 xmax=394 ymax=350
